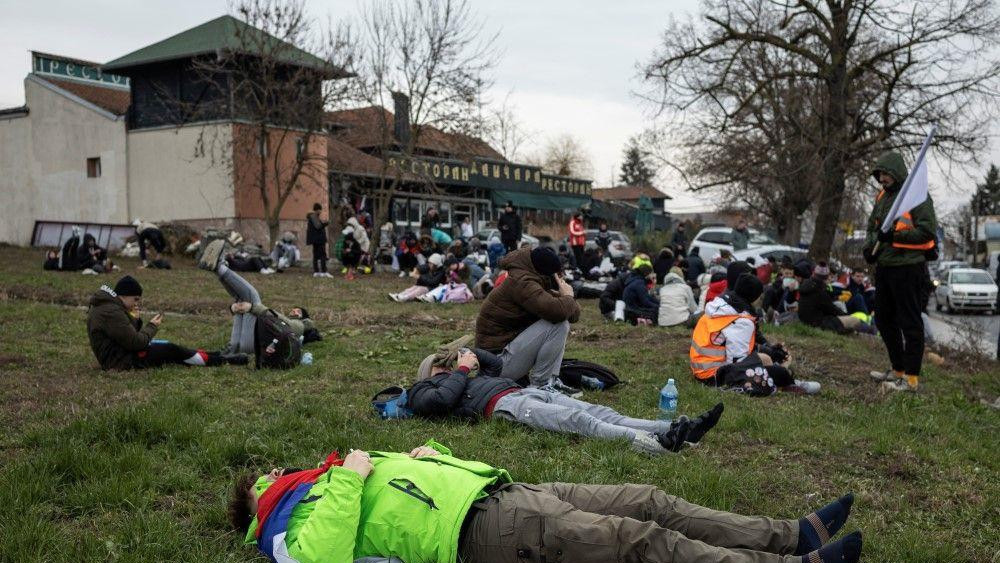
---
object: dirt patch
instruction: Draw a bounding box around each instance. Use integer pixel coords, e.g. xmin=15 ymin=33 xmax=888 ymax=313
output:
xmin=0 ymin=354 xmax=28 ymax=368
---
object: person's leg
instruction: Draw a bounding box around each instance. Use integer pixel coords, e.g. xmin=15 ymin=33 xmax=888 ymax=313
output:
xmin=837 ymin=315 xmax=862 ymax=331
xmin=523 ymin=388 xmax=671 ymax=435
xmin=137 ymin=232 xmax=149 ymax=264
xmin=499 ymin=319 xmax=570 ymax=387
xmin=460 ymin=484 xmax=816 ymax=563
xmin=136 ymin=341 xmax=213 ymax=367
xmin=492 ymin=390 xmax=653 ymax=441
xmin=894 ymin=264 xmax=926 ymax=383
xmin=766 ymin=364 xmax=795 ymax=388
xmin=397 ymin=285 xmax=429 ymax=302
xmin=216 ymin=263 xmax=261 ymax=354
xmin=873 ymin=267 xmax=905 ymax=375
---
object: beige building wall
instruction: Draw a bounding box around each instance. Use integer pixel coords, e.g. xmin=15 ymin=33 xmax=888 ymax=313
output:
xmin=126 ymin=124 xmax=236 ymax=225
xmin=0 ymin=76 xmax=128 ymax=245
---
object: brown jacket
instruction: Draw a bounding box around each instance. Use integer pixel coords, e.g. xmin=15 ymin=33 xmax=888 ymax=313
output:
xmin=86 ymin=286 xmax=158 ymax=370
xmin=475 ymin=248 xmax=580 ymax=351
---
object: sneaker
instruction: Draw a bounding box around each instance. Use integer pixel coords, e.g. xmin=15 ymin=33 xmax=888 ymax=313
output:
xmin=259 ymin=268 xmax=276 ymax=275
xmin=81 ymin=268 xmax=97 ymax=275
xmin=341 ymin=267 xmax=348 ymax=274
xmin=323 ymin=272 xmax=335 ymax=278
xmin=398 ymin=271 xmax=407 ymax=278
xmin=631 ymin=432 xmax=670 ymax=455
xmin=793 ymin=380 xmax=821 ymax=395
xmin=388 ymin=293 xmax=400 ymax=302
xmin=869 ymin=369 xmax=900 ymax=382
xmin=655 ymin=419 xmax=692 ymax=452
xmin=198 ymin=239 xmax=227 ymax=271
xmin=881 ymin=379 xmax=915 ymax=393
xmin=417 ymin=293 xmax=434 ymax=303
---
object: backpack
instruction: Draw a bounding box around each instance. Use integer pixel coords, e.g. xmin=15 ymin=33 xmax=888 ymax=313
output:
xmin=371 ymin=386 xmax=414 ymax=420
xmin=442 ymin=282 xmax=473 ymax=304
xmin=254 ymin=309 xmax=302 ymax=369
xmin=558 ymin=358 xmax=621 ymax=390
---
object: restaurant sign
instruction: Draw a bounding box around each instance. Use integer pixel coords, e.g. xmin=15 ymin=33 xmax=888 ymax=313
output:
xmin=31 ymin=52 xmax=130 ymax=89
xmin=385 ymin=153 xmax=592 ymax=197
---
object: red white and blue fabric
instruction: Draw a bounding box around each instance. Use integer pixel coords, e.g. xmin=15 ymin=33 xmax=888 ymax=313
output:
xmin=255 ymin=452 xmax=343 ymax=563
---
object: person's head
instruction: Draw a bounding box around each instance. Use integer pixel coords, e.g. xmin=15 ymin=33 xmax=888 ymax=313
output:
xmin=793 ymin=260 xmax=814 ymax=281
xmin=427 ymin=207 xmax=438 ymax=217
xmin=726 ymin=261 xmax=754 ymax=288
xmin=780 ymin=265 xmax=795 ymax=280
xmin=461 ymin=215 xmax=469 ymax=224
xmin=312 ymin=202 xmax=322 ymax=212
xmin=417 ymin=353 xmax=449 ymax=381
xmin=659 ymin=247 xmax=674 ymax=260
xmin=745 ymin=257 xmax=756 ymax=266
xmin=573 ymin=212 xmax=582 ymax=220
xmin=635 ymin=264 xmax=654 ymax=281
xmin=767 ymin=256 xmax=777 ymax=265
xmin=720 ymin=249 xmax=733 ymax=260
xmin=427 ymin=253 xmax=444 ymax=269
xmin=289 ymin=307 xmax=309 ymax=319
xmin=736 ymin=218 xmax=747 ymax=230
xmin=530 ymin=247 xmax=562 ymax=276
xmin=872 ymin=151 xmax=907 ymax=191
xmin=599 ymin=221 xmax=607 ymax=231
xmin=505 ymin=201 xmax=514 ymax=212
xmin=46 ymin=249 xmax=58 ymax=260
xmin=114 ymin=275 xmax=143 ymax=310
xmin=852 ymin=270 xmax=866 ymax=285
xmin=228 ymin=468 xmax=304 ymax=535
xmin=690 ymin=246 xmax=700 ymax=257
xmin=677 ymin=223 xmax=685 ymax=231
xmin=812 ymin=262 xmax=831 ymax=281
xmin=734 ymin=273 xmax=764 ymax=304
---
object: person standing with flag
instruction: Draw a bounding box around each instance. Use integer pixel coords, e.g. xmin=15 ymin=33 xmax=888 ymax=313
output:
xmin=864 ymin=148 xmax=938 ymax=392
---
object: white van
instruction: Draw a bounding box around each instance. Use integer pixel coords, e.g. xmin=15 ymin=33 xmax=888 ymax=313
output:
xmin=689 ymin=226 xmax=779 ymax=259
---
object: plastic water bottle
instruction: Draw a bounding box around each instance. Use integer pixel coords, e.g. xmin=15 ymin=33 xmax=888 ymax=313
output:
xmin=265 ymin=338 xmax=279 ymax=355
xmin=659 ymin=378 xmax=678 ymax=420
xmin=301 ymin=351 xmax=313 ymax=365
xmin=580 ymin=375 xmax=605 ymax=391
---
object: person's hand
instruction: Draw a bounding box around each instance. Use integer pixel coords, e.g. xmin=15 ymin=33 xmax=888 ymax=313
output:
xmin=231 ymin=302 xmax=252 ymax=314
xmin=556 ymin=275 xmax=574 ymax=297
xmin=456 ymin=350 xmax=479 ymax=372
xmin=408 ymin=446 xmax=440 ymax=458
xmin=149 ymin=313 xmax=163 ymax=327
xmin=343 ymin=450 xmax=373 ymax=480
xmin=877 ymin=228 xmax=894 ymax=243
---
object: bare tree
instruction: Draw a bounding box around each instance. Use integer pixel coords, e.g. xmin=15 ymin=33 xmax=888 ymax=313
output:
xmin=165 ymin=0 xmax=356 ymax=247
xmin=642 ymin=0 xmax=1000 ymax=259
xmin=531 ymin=133 xmax=594 ymax=179
xmin=346 ymin=0 xmax=499 ymax=247
xmin=484 ymin=91 xmax=532 ymax=161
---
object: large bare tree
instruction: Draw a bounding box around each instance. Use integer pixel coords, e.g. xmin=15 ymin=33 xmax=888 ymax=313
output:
xmin=642 ymin=0 xmax=1000 ymax=259
xmin=346 ymin=0 xmax=499 ymax=247
xmin=529 ymin=133 xmax=594 ymax=179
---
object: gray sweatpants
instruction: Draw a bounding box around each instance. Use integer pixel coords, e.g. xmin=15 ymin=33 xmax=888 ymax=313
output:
xmin=493 ymin=388 xmax=670 ymax=441
xmin=217 ymin=263 xmax=261 ymax=354
xmin=499 ymin=319 xmax=570 ymax=387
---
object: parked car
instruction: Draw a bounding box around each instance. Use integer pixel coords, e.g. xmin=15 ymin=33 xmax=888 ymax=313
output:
xmin=688 ymin=226 xmax=779 ymax=259
xmin=930 ymin=260 xmax=971 ymax=286
xmin=933 ymin=268 xmax=997 ymax=314
xmin=560 ymin=230 xmax=634 ymax=263
xmin=731 ymin=245 xmax=809 ymax=267
xmin=475 ymin=229 xmax=540 ymax=249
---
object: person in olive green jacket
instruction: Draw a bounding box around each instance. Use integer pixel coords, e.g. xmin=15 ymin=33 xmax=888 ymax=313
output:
xmin=863 ymin=151 xmax=938 ymax=392
xmin=229 ymin=441 xmax=864 ymax=563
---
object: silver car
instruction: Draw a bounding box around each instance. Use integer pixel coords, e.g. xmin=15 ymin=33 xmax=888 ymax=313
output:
xmin=475 ymin=229 xmax=540 ymax=249
xmin=934 ymin=268 xmax=997 ymax=314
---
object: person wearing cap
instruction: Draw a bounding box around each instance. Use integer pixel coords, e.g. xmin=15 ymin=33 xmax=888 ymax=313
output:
xmin=690 ymin=271 xmax=821 ymax=395
xmin=794 ymin=261 xmax=871 ymax=335
xmin=132 ymin=219 xmax=166 ymax=268
xmin=475 ymin=247 xmax=580 ymax=389
xmin=622 ymin=264 xmax=659 ymax=325
xmin=389 ymin=253 xmax=446 ymax=302
xmin=863 ymin=151 xmax=939 ymax=392
xmin=228 ymin=441 xmax=863 ymax=563
xmin=86 ymin=275 xmax=247 ymax=370
xmin=497 ymin=201 xmax=522 ymax=252
xmin=402 ymin=348 xmax=721 ymax=455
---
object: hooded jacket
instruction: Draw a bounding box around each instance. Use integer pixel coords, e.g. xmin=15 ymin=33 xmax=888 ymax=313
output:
xmin=797 ymin=277 xmax=846 ymax=332
xmin=86 ymin=286 xmax=158 ymax=370
xmin=245 ymin=440 xmax=510 ymax=563
xmin=623 ymin=272 xmax=658 ymax=311
xmin=347 ymin=217 xmax=371 ymax=253
xmin=306 ymin=212 xmax=328 ymax=245
xmin=497 ymin=211 xmax=522 ymax=242
xmin=658 ymin=272 xmax=698 ymax=327
xmin=704 ymin=293 xmax=756 ymax=363
xmin=865 ymin=151 xmax=938 ymax=267
xmin=249 ymin=304 xmax=315 ymax=337
xmin=475 ymin=247 xmax=580 ymax=351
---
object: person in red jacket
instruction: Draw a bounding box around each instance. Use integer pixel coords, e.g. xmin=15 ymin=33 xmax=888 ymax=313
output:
xmin=568 ymin=212 xmax=586 ymax=268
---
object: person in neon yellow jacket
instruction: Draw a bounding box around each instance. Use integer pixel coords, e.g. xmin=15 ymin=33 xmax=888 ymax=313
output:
xmin=230 ymin=440 xmax=864 ymax=563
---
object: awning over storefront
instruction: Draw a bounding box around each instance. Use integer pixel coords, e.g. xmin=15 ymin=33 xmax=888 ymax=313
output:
xmin=491 ymin=189 xmax=589 ymax=211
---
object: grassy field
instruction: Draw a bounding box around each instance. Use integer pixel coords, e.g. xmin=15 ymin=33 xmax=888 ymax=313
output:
xmin=0 ymin=245 xmax=997 ymax=562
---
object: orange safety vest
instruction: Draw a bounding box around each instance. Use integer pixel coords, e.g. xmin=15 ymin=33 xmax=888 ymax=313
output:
xmin=689 ymin=313 xmax=756 ymax=380
xmin=876 ymin=190 xmax=935 ymax=251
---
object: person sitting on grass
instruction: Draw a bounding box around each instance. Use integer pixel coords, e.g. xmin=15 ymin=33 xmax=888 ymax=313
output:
xmin=400 ymin=348 xmax=722 ymax=455
xmin=228 ymin=442 xmax=862 ymax=563
xmin=690 ymin=273 xmax=821 ymax=395
xmin=388 ymin=253 xmax=446 ymax=302
xmin=795 ymin=261 xmax=874 ymax=335
xmin=475 ymin=247 xmax=580 ymax=393
xmin=86 ymin=275 xmax=248 ymax=370
xmin=198 ymin=240 xmax=319 ymax=355
xmin=623 ymin=264 xmax=659 ymax=325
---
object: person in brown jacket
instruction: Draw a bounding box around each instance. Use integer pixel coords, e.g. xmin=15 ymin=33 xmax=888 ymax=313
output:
xmin=475 ymin=247 xmax=580 ymax=388
xmin=86 ymin=276 xmax=247 ymax=370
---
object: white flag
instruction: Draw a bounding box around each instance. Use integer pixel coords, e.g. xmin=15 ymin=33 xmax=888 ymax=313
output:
xmin=881 ymin=126 xmax=935 ymax=232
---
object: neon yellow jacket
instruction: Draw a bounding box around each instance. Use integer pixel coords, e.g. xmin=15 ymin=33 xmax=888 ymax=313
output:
xmin=245 ymin=440 xmax=510 ymax=563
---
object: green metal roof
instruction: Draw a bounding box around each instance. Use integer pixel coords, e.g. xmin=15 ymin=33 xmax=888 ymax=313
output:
xmin=103 ymin=15 xmax=334 ymax=75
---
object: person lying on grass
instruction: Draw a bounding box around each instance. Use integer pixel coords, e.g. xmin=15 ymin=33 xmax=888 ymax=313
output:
xmin=384 ymin=346 xmax=723 ymax=455
xmin=86 ymin=275 xmax=248 ymax=370
xmin=198 ymin=240 xmax=320 ymax=355
xmin=229 ymin=441 xmax=862 ymax=563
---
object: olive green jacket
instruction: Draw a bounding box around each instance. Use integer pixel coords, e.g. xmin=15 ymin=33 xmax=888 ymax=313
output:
xmin=864 ymin=151 xmax=938 ymax=267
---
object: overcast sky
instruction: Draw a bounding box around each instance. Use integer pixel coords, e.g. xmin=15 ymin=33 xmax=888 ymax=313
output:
xmin=1 ymin=0 xmax=995 ymax=213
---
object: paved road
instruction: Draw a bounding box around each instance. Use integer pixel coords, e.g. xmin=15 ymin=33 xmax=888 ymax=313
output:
xmin=927 ymin=310 xmax=1000 ymax=359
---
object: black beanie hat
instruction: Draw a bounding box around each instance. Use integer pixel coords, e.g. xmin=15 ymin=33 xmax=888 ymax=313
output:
xmin=114 ymin=275 xmax=143 ymax=297
xmin=726 ymin=261 xmax=754 ymax=288
xmin=734 ymin=273 xmax=764 ymax=303
xmin=297 ymin=307 xmax=310 ymax=319
xmin=635 ymin=264 xmax=653 ymax=278
xmin=793 ymin=260 xmax=814 ymax=279
xmin=530 ymin=247 xmax=562 ymax=276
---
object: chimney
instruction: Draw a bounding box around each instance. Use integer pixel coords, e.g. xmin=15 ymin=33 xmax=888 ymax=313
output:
xmin=391 ymin=92 xmax=411 ymax=149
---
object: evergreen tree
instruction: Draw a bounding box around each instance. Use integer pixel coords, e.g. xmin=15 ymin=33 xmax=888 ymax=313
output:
xmin=972 ymin=164 xmax=1000 ymax=215
xmin=618 ymin=137 xmax=657 ymax=187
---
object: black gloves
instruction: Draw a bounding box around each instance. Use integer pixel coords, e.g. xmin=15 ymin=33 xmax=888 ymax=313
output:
xmin=862 ymin=247 xmax=877 ymax=264
xmin=877 ymin=228 xmax=894 ymax=243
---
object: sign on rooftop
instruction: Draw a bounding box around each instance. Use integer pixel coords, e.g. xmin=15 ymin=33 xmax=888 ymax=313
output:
xmin=31 ymin=52 xmax=129 ymax=89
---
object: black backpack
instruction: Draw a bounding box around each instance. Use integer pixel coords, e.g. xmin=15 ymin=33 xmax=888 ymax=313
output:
xmin=254 ymin=309 xmax=302 ymax=369
xmin=558 ymin=358 xmax=621 ymax=390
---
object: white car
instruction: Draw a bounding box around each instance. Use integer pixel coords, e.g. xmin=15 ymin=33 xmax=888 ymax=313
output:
xmin=934 ymin=268 xmax=997 ymax=314
xmin=689 ymin=226 xmax=779 ymax=259
xmin=731 ymin=245 xmax=809 ymax=266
